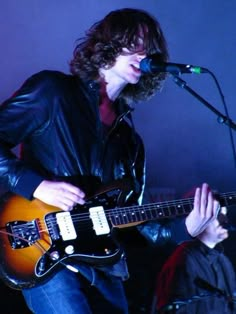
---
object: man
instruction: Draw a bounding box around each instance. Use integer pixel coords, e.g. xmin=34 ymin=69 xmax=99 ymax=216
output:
xmin=156 ymin=209 xmax=236 ymax=314
xmin=0 ymin=8 xmax=220 ymax=314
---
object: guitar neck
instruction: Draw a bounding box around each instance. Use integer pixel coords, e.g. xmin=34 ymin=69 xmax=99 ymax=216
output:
xmin=110 ymin=191 xmax=236 ymax=227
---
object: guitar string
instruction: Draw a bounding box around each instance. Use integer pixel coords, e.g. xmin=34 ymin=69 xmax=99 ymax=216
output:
xmin=13 ymin=197 xmax=196 ymax=232
xmin=0 ymin=198 xmax=194 ymax=239
xmin=35 ymin=190 xmax=236 ymax=229
xmin=6 ymin=191 xmax=236 ymax=230
xmin=1 ymin=192 xmax=234 ymax=238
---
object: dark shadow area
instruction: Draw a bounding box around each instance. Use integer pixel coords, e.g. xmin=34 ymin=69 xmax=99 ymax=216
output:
xmin=0 ymin=283 xmax=30 ymax=314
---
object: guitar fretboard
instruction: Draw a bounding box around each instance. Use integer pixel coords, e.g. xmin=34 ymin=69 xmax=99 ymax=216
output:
xmin=109 ymin=192 xmax=236 ymax=226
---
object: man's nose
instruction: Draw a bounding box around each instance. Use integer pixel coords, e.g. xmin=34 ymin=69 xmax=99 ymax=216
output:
xmin=136 ymin=52 xmax=147 ymax=61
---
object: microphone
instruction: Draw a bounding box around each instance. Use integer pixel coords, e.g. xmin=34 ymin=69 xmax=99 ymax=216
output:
xmin=140 ymin=54 xmax=208 ymax=75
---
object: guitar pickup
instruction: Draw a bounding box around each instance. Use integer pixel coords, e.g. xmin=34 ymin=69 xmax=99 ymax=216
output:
xmin=89 ymin=206 xmax=110 ymax=235
xmin=56 ymin=212 xmax=77 ymax=241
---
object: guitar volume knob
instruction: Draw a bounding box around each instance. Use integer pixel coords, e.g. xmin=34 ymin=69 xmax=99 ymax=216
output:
xmin=50 ymin=251 xmax=60 ymax=260
xmin=65 ymin=245 xmax=74 ymax=255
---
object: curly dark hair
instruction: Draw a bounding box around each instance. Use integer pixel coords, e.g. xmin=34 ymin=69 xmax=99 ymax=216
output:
xmin=70 ymin=8 xmax=169 ymax=103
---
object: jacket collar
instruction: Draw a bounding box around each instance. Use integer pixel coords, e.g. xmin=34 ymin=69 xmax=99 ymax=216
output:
xmin=82 ymin=77 xmax=135 ymax=122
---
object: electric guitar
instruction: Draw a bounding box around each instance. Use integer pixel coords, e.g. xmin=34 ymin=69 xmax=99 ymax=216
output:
xmin=0 ymin=179 xmax=235 ymax=290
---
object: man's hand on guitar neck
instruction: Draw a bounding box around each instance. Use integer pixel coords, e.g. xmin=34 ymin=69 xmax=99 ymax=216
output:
xmin=33 ymin=180 xmax=86 ymax=211
xmin=185 ymin=183 xmax=220 ymax=238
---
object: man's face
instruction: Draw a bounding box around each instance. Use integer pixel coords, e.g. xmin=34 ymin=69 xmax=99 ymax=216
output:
xmin=107 ymin=49 xmax=147 ymax=85
xmin=108 ymin=29 xmax=148 ymax=86
xmin=100 ymin=25 xmax=148 ymax=87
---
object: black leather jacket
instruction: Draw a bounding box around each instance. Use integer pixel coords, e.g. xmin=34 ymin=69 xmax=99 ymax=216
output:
xmin=0 ymin=70 xmax=145 ymax=204
xmin=0 ymin=70 xmax=191 ymax=250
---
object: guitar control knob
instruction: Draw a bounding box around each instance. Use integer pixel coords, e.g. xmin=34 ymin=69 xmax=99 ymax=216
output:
xmin=65 ymin=245 xmax=74 ymax=255
xmin=38 ymin=257 xmax=46 ymax=273
xmin=104 ymin=248 xmax=111 ymax=255
xmin=50 ymin=251 xmax=60 ymax=260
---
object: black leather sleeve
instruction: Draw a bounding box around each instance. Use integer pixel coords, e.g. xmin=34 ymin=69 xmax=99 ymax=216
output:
xmin=0 ymin=72 xmax=51 ymax=198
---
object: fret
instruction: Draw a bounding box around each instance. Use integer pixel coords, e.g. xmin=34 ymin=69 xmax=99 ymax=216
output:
xmin=151 ymin=207 xmax=159 ymax=218
xmin=175 ymin=204 xmax=185 ymax=215
xmin=129 ymin=210 xmax=138 ymax=223
xmin=142 ymin=206 xmax=153 ymax=220
xmin=182 ymin=199 xmax=193 ymax=215
xmin=161 ymin=207 xmax=172 ymax=217
xmin=111 ymin=208 xmax=122 ymax=225
xmin=125 ymin=208 xmax=137 ymax=224
xmin=143 ymin=204 xmax=161 ymax=219
xmin=153 ymin=204 xmax=165 ymax=218
xmin=169 ymin=204 xmax=178 ymax=216
xmin=140 ymin=209 xmax=148 ymax=220
xmin=121 ymin=212 xmax=129 ymax=224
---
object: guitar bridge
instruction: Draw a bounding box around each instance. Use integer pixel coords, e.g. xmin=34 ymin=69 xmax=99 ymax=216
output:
xmin=6 ymin=219 xmax=40 ymax=249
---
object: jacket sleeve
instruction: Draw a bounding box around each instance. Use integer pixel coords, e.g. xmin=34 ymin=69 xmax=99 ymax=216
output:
xmin=0 ymin=72 xmax=51 ymax=199
xmin=132 ymin=134 xmax=191 ymax=245
xmin=129 ymin=132 xmax=146 ymax=206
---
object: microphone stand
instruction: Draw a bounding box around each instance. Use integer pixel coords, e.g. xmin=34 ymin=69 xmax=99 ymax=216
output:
xmin=172 ymin=75 xmax=236 ymax=130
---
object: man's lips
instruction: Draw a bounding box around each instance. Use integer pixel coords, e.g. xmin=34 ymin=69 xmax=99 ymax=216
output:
xmin=131 ymin=64 xmax=141 ymax=74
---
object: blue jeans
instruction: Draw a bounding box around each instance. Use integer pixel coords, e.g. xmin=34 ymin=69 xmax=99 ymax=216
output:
xmin=22 ymin=264 xmax=129 ymax=314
